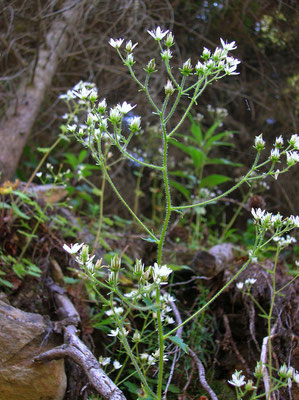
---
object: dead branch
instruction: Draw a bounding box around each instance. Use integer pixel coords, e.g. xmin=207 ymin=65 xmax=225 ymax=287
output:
xmin=34 ymin=278 xmax=126 ymax=400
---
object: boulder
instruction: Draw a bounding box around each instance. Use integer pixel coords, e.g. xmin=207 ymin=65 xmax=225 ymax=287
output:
xmin=0 ymin=300 xmax=66 ymax=400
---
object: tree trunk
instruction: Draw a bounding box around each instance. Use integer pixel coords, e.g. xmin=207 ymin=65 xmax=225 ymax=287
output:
xmin=0 ymin=0 xmax=83 ymax=182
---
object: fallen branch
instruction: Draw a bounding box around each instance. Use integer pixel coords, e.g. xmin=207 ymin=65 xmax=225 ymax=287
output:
xmin=34 ymin=278 xmax=126 ymax=400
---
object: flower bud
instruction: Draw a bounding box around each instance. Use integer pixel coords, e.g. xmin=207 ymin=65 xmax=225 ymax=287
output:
xmin=109 ymin=107 xmax=122 ymax=124
xmin=125 ymin=40 xmax=138 ymax=53
xmin=164 ymin=80 xmax=175 ymax=96
xmin=161 ymin=49 xmax=172 ymax=61
xmin=132 ymin=330 xmax=141 ymax=342
xmin=254 ymin=361 xmax=263 ymax=378
xmin=134 ymin=259 xmax=144 ymax=277
xmin=145 ymin=58 xmax=157 ymax=73
xmin=110 ymin=254 xmax=121 ymax=272
xmin=125 ymin=53 xmax=135 ymax=66
xmin=164 ymin=32 xmax=174 ymax=47
xmin=97 ymin=99 xmax=107 ymax=114
xmin=80 ymin=244 xmax=90 ymax=264
xmin=202 ymin=47 xmax=211 ymax=60
xmin=129 ymin=116 xmax=141 ymax=133
xmin=179 ymin=58 xmax=193 ymax=76
xmin=274 ymin=135 xmax=284 ymax=148
xmin=245 ymin=380 xmax=256 ymax=391
xmin=269 ymin=148 xmax=280 ymax=162
xmin=254 ymin=134 xmax=265 ymax=150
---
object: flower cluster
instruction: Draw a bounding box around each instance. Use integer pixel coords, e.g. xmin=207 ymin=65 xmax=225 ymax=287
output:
xmin=253 ymin=133 xmax=299 ymax=179
xmin=108 ymin=26 xmax=240 ymax=81
xmin=236 ymin=278 xmax=257 ymax=290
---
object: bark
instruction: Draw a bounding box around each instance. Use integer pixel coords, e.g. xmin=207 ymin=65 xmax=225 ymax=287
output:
xmin=0 ymin=0 xmax=83 ymax=181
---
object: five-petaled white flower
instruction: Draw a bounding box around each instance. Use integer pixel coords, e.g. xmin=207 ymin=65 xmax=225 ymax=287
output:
xmin=220 ymin=38 xmax=237 ymax=51
xmin=152 ymin=263 xmax=173 ymax=284
xmin=117 ymin=101 xmax=136 ymax=114
xmin=108 ymin=328 xmax=119 ymax=337
xmin=147 ymin=26 xmax=169 ymax=40
xmin=63 ymin=243 xmax=84 ymax=255
xmin=251 ymin=208 xmax=265 ymax=221
xmin=109 ymin=38 xmax=124 ymax=49
xmin=228 ymin=370 xmax=246 ymax=387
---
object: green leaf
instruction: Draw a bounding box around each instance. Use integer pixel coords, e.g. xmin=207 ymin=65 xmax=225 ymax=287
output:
xmin=169 ymin=180 xmax=190 ymax=200
xmin=168 ymin=336 xmax=189 ymax=353
xmin=141 ymin=236 xmax=157 ymax=243
xmin=11 ymin=203 xmax=30 ymax=220
xmin=205 ymin=158 xmax=242 ymax=167
xmin=199 ymin=174 xmax=232 ymax=188
xmin=78 ymin=150 xmax=88 ymax=163
xmin=0 ymin=277 xmax=14 ymax=288
xmin=204 ymin=120 xmax=221 ymax=140
xmin=169 ymin=139 xmax=205 ymax=169
xmin=190 ymin=121 xmax=203 ymax=144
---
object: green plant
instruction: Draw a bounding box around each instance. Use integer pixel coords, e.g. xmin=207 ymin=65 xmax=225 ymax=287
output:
xmin=60 ymin=27 xmax=299 ymax=399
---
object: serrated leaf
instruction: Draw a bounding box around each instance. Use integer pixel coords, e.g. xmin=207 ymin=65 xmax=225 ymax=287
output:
xmin=168 ymin=336 xmax=189 ymax=353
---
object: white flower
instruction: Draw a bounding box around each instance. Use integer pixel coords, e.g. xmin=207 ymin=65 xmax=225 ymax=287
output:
xmin=129 ymin=116 xmax=141 ymax=132
xmin=195 ymin=61 xmax=207 ymax=73
xmin=99 ymin=356 xmax=111 ymax=366
xmin=108 ymin=328 xmax=119 ymax=337
xmin=254 ymin=134 xmax=265 ymax=150
xmin=125 ymin=40 xmax=138 ymax=52
xmin=113 ymin=360 xmax=122 ymax=369
xmin=147 ymin=26 xmax=169 ymax=40
xmin=202 ymin=47 xmax=211 ymax=59
xmin=275 ymin=135 xmax=284 ymax=147
xmin=109 ymin=38 xmax=124 ymax=49
xmin=117 ymin=101 xmax=136 ymax=114
xmin=97 ymin=99 xmax=107 ymax=113
xmin=67 ymin=124 xmax=77 ymax=133
xmin=288 ymin=215 xmax=299 ymax=227
xmin=289 ymin=134 xmax=299 ymax=150
xmin=236 ymin=282 xmax=244 ymax=290
xmin=228 ymin=370 xmax=246 ymax=387
xmin=166 ymin=316 xmax=175 ymax=324
xmin=220 ymin=38 xmax=237 ymax=51
xmin=164 ymin=80 xmax=175 ymax=96
xmin=105 ymin=307 xmax=124 ymax=316
xmin=293 ymin=370 xmax=299 ymax=384
xmin=269 ymin=148 xmax=280 ymax=161
xmin=251 ymin=208 xmax=265 ymax=221
xmin=140 ymin=353 xmax=149 ymax=361
xmin=147 ymin=355 xmax=156 ymax=365
xmin=160 ymin=49 xmax=173 ymax=60
xmin=109 ymin=107 xmax=122 ymax=123
xmin=63 ymin=243 xmax=84 ymax=255
xmin=245 ymin=278 xmax=257 ymax=286
xmin=152 ymin=263 xmax=173 ymax=284
xmin=36 ymin=172 xmax=42 ymax=178
xmin=286 ymin=151 xmax=299 ymax=166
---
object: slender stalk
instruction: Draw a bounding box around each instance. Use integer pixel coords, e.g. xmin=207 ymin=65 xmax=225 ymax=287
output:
xmin=97 ymin=146 xmax=158 ymax=243
xmin=155 ymin=285 xmax=164 ymax=398
xmin=157 ymin=127 xmax=172 ymax=265
xmin=164 ymin=250 xmax=259 ymax=339
xmin=266 ymin=245 xmax=280 ymax=398
xmin=172 ymin=151 xmax=261 ymax=210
